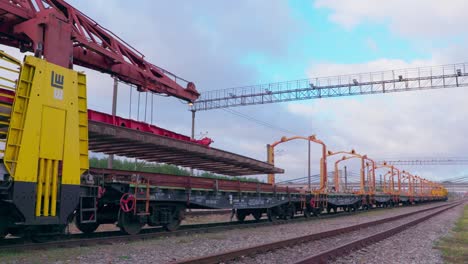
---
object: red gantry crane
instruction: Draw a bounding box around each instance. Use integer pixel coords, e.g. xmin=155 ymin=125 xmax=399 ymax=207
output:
xmin=0 ymin=0 xmax=204 ymax=235
xmin=0 ymin=1 xmax=451 ymax=238
xmin=0 ymin=0 xmax=199 ymax=102
xmin=0 ymin=0 xmax=286 ymax=236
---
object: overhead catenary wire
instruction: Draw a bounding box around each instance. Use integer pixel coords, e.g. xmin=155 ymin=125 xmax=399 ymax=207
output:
xmin=118 ymin=77 xmax=299 ymax=134
xmin=221 ymin=108 xmax=299 ymax=135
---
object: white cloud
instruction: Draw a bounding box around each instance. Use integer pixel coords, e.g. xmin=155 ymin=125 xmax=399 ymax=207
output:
xmin=288 ymin=57 xmax=468 ymax=181
xmin=307 ymin=58 xmax=435 ymax=77
xmin=3 ymin=1 xmax=466 ymax=182
xmin=314 ymin=0 xmax=468 ymax=39
xmin=365 ymin=37 xmax=378 ymax=52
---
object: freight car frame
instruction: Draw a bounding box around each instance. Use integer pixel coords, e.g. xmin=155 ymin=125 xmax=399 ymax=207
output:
xmin=75 ymin=168 xmax=447 ymax=235
xmin=80 ymin=168 xmax=306 ymax=235
xmin=0 ymin=0 xmax=448 ymax=239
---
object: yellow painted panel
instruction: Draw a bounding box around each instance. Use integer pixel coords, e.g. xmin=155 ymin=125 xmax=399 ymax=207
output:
xmin=2 ymin=55 xmax=90 ymax=219
xmin=40 ymin=107 xmax=65 ymax=160
xmin=4 ymin=56 xmax=88 ymax=186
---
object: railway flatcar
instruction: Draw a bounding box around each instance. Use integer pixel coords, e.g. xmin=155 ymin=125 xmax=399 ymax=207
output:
xmin=0 ymin=0 xmax=448 ymax=240
xmin=0 ymin=52 xmax=448 ymax=238
xmin=78 ymin=168 xmax=306 ymax=235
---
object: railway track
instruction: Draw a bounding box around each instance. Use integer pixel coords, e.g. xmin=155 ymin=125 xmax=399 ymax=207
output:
xmin=0 ymin=204 xmax=372 ymax=251
xmin=174 ymin=201 xmax=462 ymax=264
xmin=0 ymin=202 xmax=435 ymax=252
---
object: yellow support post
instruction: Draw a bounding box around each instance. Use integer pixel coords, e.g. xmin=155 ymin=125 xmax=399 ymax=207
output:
xmin=35 ymin=158 xmax=45 ymax=216
xmin=51 ymin=160 xmax=59 ymax=216
xmin=43 ymin=159 xmax=52 ymax=216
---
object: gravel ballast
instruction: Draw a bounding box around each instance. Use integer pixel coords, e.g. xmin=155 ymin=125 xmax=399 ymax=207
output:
xmin=332 ymin=202 xmax=466 ymax=264
xmin=231 ymin=205 xmax=458 ymax=264
xmin=0 ymin=202 xmax=459 ymax=264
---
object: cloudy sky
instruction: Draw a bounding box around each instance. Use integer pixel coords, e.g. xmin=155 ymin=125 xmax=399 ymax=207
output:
xmin=5 ymin=0 xmax=468 ymax=183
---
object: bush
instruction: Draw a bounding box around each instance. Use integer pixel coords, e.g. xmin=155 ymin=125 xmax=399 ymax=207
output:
xmin=89 ymin=156 xmax=259 ymax=182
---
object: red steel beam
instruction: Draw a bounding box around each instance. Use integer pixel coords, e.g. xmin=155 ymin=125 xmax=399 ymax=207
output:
xmin=0 ymin=89 xmax=212 ymax=147
xmin=0 ymin=0 xmax=199 ymax=102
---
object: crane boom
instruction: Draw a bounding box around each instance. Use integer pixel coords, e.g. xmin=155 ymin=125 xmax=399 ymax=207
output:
xmin=192 ymin=62 xmax=468 ymax=111
xmin=0 ymin=0 xmax=199 ymax=102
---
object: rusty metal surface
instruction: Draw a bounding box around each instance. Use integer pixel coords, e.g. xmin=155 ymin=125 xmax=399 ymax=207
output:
xmin=88 ymin=121 xmax=284 ymax=176
xmin=90 ymin=168 xmax=294 ymax=193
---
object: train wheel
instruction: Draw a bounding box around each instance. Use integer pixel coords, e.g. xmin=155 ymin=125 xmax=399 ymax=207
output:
xmin=75 ymin=210 xmax=99 ymax=234
xmin=313 ymin=208 xmax=321 ymax=217
xmin=236 ymin=210 xmax=247 ymax=222
xmin=76 ymin=220 xmax=99 ymax=234
xmin=252 ymin=210 xmax=262 ymax=221
xmin=118 ymin=211 xmax=143 ymax=235
xmin=282 ymin=205 xmax=295 ymax=220
xmin=267 ymin=208 xmax=278 ymax=222
xmin=164 ymin=218 xmax=181 ymax=232
xmin=289 ymin=205 xmax=295 ymax=219
xmin=164 ymin=207 xmax=184 ymax=231
xmin=304 ymin=207 xmax=312 ymax=218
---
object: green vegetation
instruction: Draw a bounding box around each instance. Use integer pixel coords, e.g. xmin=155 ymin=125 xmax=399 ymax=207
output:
xmin=90 ymin=156 xmax=190 ymax=175
xmin=436 ymin=204 xmax=468 ymax=263
xmin=89 ymin=156 xmax=260 ymax=182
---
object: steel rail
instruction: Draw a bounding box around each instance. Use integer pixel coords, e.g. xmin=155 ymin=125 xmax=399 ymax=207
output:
xmin=174 ymin=201 xmax=459 ymax=264
xmin=0 ymin=202 xmax=391 ymax=252
xmin=294 ymin=202 xmax=463 ymax=264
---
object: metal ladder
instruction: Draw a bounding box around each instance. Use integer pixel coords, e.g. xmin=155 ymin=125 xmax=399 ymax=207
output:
xmin=133 ymin=180 xmax=150 ymax=216
xmin=80 ymin=187 xmax=98 ymax=224
xmin=313 ymin=193 xmax=327 ymax=208
xmin=0 ymin=51 xmax=20 ymax=156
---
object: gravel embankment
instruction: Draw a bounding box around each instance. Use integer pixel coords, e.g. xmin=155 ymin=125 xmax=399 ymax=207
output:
xmin=332 ymin=202 xmax=466 ymax=264
xmin=0 ymin=202 xmax=456 ymax=264
xmin=231 ymin=206 xmax=456 ymax=264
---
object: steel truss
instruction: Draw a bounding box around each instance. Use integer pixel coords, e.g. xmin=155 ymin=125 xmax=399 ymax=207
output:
xmin=193 ymin=63 xmax=468 ymax=111
xmin=377 ymin=158 xmax=468 ymax=166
